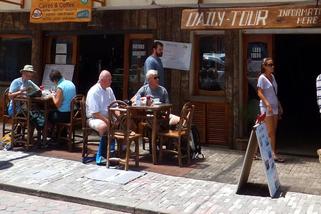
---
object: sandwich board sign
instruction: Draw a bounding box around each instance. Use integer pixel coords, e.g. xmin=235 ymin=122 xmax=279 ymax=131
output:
xmin=236 ymin=120 xmax=281 ymax=198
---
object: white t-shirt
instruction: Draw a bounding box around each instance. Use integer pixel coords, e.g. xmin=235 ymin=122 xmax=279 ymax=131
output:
xmin=257 ymin=74 xmax=278 ymax=108
xmin=86 ymin=83 xmax=116 ymax=118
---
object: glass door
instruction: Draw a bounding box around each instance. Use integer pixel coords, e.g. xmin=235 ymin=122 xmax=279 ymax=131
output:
xmin=123 ymin=34 xmax=153 ymax=99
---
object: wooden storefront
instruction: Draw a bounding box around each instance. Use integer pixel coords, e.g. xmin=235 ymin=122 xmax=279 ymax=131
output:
xmin=0 ymin=8 xmax=237 ymax=147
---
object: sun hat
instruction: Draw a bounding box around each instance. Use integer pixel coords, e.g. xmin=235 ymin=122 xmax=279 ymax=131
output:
xmin=20 ymin=65 xmax=36 ymax=73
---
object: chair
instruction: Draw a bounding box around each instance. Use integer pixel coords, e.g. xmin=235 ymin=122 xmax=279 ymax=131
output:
xmin=57 ymin=94 xmax=85 ymax=151
xmin=107 ymin=100 xmax=141 ymax=170
xmin=158 ymin=102 xmax=195 ymax=167
xmin=81 ymin=96 xmax=100 ymax=161
xmin=2 ymin=88 xmax=12 ymax=136
xmin=11 ymin=95 xmax=32 ymax=149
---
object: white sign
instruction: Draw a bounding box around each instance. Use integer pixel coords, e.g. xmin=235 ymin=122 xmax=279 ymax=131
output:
xmin=42 ymin=64 xmax=75 ymax=89
xmin=156 ymin=40 xmax=192 ymax=71
xmin=55 ymin=43 xmax=67 ymax=54
xmin=55 ymin=54 xmax=67 ymax=64
xmin=255 ymin=123 xmax=280 ymax=197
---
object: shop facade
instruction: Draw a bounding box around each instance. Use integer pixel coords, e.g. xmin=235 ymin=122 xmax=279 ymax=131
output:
xmin=1 ymin=1 xmax=320 ymax=154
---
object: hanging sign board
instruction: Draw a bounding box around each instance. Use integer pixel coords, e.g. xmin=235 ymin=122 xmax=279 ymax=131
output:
xmin=30 ymin=0 xmax=92 ymax=23
xmin=181 ymin=5 xmax=321 ymax=29
xmin=236 ymin=122 xmax=280 ymax=198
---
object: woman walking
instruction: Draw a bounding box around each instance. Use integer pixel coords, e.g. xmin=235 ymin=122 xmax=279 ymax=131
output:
xmin=257 ymin=57 xmax=284 ymax=163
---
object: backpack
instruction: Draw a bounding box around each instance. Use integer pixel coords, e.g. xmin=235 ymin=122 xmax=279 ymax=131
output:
xmin=0 ymin=133 xmax=12 ymax=150
xmin=189 ymin=125 xmax=205 ymax=160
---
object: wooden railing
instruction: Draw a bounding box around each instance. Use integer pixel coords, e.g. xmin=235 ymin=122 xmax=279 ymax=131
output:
xmin=0 ymin=0 xmax=24 ymax=8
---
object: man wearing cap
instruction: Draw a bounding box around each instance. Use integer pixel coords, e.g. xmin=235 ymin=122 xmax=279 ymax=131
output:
xmin=8 ymin=65 xmax=40 ymax=116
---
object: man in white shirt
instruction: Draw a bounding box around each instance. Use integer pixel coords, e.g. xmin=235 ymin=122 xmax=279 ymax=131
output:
xmin=86 ymin=70 xmax=116 ymax=164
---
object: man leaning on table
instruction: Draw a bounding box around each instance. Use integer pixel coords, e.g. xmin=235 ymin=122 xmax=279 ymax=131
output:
xmin=131 ymin=69 xmax=179 ymax=126
xmin=86 ymin=70 xmax=116 ymax=165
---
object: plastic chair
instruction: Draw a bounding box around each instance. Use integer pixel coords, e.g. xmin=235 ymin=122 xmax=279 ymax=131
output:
xmin=57 ymin=94 xmax=85 ymax=151
xmin=158 ymin=102 xmax=195 ymax=167
xmin=107 ymin=100 xmax=141 ymax=170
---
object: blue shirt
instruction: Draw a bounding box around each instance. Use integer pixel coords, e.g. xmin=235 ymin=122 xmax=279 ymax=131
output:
xmin=57 ymin=78 xmax=76 ymax=112
xmin=8 ymin=77 xmax=40 ymax=116
xmin=144 ymin=55 xmax=164 ymax=86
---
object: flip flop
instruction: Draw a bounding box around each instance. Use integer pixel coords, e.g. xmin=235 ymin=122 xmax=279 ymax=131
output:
xmin=274 ymin=156 xmax=285 ymax=163
xmin=253 ymin=155 xmax=262 ymax=160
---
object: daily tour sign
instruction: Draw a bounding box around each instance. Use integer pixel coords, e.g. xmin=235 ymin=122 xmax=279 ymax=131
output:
xmin=181 ymin=4 xmax=321 ymax=29
xmin=30 ymin=0 xmax=92 ymax=23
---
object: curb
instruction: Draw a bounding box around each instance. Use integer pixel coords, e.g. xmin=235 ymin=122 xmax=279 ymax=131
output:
xmin=0 ymin=183 xmax=164 ymax=214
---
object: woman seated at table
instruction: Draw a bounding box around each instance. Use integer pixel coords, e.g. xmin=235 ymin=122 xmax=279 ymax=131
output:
xmin=131 ymin=69 xmax=179 ymax=126
xmin=48 ymin=70 xmax=76 ymax=124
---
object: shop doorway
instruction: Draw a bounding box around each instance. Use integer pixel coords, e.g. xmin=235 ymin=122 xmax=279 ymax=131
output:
xmin=78 ymin=34 xmax=124 ymax=99
xmin=275 ymin=34 xmax=321 ymax=156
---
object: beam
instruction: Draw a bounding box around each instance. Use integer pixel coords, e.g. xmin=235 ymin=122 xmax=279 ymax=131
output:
xmin=0 ymin=0 xmax=24 ymax=8
xmin=93 ymin=0 xmax=105 ymax=7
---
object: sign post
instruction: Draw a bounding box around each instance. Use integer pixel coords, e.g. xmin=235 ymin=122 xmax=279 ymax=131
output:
xmin=237 ymin=119 xmax=281 ymax=198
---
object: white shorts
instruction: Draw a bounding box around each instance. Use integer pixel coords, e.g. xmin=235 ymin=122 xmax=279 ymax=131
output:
xmin=260 ymin=105 xmax=278 ymax=116
xmin=87 ymin=118 xmax=107 ymax=134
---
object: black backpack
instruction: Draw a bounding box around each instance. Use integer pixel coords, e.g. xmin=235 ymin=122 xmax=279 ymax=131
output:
xmin=190 ymin=125 xmax=205 ymax=160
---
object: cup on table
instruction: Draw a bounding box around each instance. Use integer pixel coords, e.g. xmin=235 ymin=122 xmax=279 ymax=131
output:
xmin=153 ymin=98 xmax=160 ymax=103
xmin=141 ymin=97 xmax=147 ymax=106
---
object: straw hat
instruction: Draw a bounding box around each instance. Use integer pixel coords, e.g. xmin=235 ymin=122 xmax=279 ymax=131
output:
xmin=20 ymin=65 xmax=36 ymax=73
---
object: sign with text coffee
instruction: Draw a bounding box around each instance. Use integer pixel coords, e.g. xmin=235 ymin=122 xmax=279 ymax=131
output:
xmin=181 ymin=5 xmax=321 ymax=29
xmin=30 ymin=0 xmax=92 ymax=23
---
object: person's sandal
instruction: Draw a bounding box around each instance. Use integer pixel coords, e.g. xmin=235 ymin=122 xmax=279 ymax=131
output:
xmin=253 ymin=154 xmax=262 ymax=160
xmin=274 ymin=156 xmax=285 ymax=163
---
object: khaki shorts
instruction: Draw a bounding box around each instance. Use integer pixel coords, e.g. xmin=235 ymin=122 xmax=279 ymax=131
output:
xmin=87 ymin=118 xmax=107 ymax=134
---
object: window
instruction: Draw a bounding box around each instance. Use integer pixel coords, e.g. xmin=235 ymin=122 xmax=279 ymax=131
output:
xmin=0 ymin=36 xmax=32 ymax=83
xmin=193 ymin=33 xmax=225 ymax=95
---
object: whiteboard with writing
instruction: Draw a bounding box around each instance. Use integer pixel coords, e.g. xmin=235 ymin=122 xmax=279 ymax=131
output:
xmin=156 ymin=40 xmax=192 ymax=71
xmin=42 ymin=64 xmax=75 ymax=89
xmin=255 ymin=122 xmax=280 ymax=197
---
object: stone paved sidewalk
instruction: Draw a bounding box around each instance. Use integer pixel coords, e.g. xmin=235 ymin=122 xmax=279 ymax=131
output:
xmin=0 ymin=190 xmax=128 ymax=214
xmin=1 ymin=151 xmax=321 ymax=213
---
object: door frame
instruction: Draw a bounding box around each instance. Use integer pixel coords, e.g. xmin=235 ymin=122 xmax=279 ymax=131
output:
xmin=123 ymin=33 xmax=153 ymax=99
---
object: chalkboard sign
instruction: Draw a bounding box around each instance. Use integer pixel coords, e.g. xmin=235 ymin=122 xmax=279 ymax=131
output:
xmin=237 ymin=122 xmax=281 ymax=198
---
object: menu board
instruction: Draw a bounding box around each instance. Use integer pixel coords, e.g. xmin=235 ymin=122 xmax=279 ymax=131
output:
xmin=255 ymin=122 xmax=281 ymax=197
xmin=156 ymin=40 xmax=192 ymax=71
xmin=41 ymin=64 xmax=75 ymax=89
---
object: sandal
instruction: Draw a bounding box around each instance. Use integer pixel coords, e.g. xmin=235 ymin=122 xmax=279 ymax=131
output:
xmin=253 ymin=154 xmax=262 ymax=160
xmin=273 ymin=156 xmax=285 ymax=163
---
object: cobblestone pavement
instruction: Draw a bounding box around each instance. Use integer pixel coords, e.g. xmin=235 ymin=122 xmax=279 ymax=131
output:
xmin=1 ymin=151 xmax=321 ymax=213
xmin=0 ymin=190 xmax=127 ymax=214
xmin=185 ymin=147 xmax=321 ymax=195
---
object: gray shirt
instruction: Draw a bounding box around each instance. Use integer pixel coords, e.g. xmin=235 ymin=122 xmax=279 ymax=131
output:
xmin=136 ymin=84 xmax=169 ymax=104
xmin=144 ymin=55 xmax=164 ymax=86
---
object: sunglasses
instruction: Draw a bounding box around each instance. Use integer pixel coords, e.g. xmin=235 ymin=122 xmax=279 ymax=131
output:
xmin=153 ymin=76 xmax=160 ymax=80
xmin=266 ymin=63 xmax=274 ymax=67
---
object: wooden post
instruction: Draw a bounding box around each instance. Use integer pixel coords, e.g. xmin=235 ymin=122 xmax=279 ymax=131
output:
xmin=31 ymin=30 xmax=43 ymax=85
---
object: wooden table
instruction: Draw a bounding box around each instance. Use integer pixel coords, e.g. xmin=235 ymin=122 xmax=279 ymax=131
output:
xmin=30 ymin=95 xmax=56 ymax=145
xmin=127 ymin=104 xmax=172 ymax=164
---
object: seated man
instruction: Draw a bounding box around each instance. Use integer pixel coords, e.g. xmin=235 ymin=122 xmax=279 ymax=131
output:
xmin=131 ymin=69 xmax=180 ymax=126
xmin=8 ymin=65 xmax=41 ymax=116
xmin=86 ymin=70 xmax=116 ymax=165
xmin=8 ymin=65 xmax=42 ymax=144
